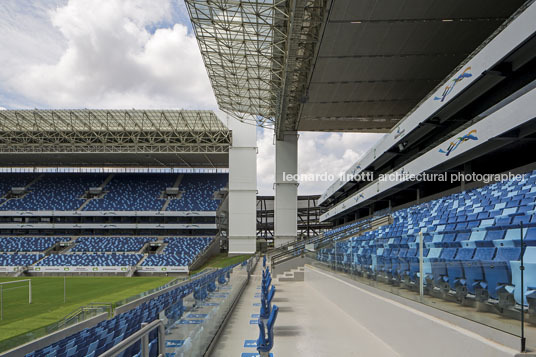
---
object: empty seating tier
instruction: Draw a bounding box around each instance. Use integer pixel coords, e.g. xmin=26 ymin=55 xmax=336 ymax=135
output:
xmin=0 ymin=253 xmax=43 ymax=266
xmin=0 ymin=173 xmax=227 ymax=212
xmin=71 ymin=237 xmax=156 ymax=253
xmin=36 ymin=254 xmax=143 ymax=267
xmin=166 ymin=174 xmax=227 ymax=211
xmin=1 ymin=174 xmax=106 ymax=211
xmin=317 ymin=169 xmax=536 ymax=310
xmin=24 ymin=267 xmax=236 ymax=357
xmin=0 ymin=237 xmax=69 ymax=252
xmin=142 ymin=237 xmax=212 ymax=267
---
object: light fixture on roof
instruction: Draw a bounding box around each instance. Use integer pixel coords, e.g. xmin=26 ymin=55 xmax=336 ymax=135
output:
xmin=350 ymin=21 xmax=362 ymax=24
xmin=398 ymin=141 xmax=408 ymax=152
xmin=442 ymin=19 xmax=454 ymax=22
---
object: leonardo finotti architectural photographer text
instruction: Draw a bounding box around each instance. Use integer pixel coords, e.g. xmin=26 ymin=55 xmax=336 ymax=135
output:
xmin=283 ymin=171 xmax=523 ymax=184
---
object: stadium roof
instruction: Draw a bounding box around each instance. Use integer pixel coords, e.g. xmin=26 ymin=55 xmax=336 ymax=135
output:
xmin=0 ymin=109 xmax=231 ymax=167
xmin=186 ymin=0 xmax=527 ymax=138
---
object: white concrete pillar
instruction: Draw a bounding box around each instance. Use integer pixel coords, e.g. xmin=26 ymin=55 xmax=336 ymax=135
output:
xmin=274 ymin=131 xmax=298 ymax=247
xmin=227 ymin=118 xmax=257 ymax=254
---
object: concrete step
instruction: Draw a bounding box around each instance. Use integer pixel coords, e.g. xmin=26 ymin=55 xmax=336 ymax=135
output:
xmin=277 ymin=269 xmax=304 ymax=282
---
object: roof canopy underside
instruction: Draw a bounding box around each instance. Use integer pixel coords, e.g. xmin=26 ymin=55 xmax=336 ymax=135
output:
xmin=186 ymin=0 xmax=526 ymax=135
xmin=0 ymin=109 xmax=231 ymax=168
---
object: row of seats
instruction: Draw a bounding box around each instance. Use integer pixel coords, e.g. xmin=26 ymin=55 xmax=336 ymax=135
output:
xmin=0 ymin=173 xmax=228 ymax=211
xmin=26 ymin=267 xmax=235 ymax=357
xmin=317 ymin=169 xmax=536 ymax=313
xmin=0 ymin=236 xmax=213 ymax=268
xmin=0 ymin=173 xmax=38 ymax=207
xmin=1 ymin=174 xmax=106 ymax=211
xmin=166 ymin=174 xmax=227 ymax=211
xmin=0 ymin=236 xmax=69 ymax=252
xmin=0 ymin=253 xmax=43 ymax=266
xmin=36 ymin=254 xmax=143 ymax=267
xmin=141 ymin=237 xmax=213 ymax=267
xmin=257 ymin=260 xmax=278 ymax=356
xmin=83 ymin=174 xmax=175 ymax=211
xmin=71 ymin=237 xmax=155 ymax=253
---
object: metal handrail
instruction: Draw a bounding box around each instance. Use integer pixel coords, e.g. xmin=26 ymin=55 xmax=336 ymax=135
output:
xmin=98 ymin=320 xmax=165 ymax=357
xmin=55 ymin=303 xmax=113 ymax=330
xmin=270 ymin=218 xmax=378 ymax=267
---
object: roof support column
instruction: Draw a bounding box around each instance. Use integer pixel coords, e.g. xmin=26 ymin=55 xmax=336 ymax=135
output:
xmin=228 ymin=119 xmax=257 ymax=254
xmin=274 ymin=131 xmax=298 ymax=247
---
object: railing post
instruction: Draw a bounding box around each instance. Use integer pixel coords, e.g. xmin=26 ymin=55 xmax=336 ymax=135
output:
xmin=521 ymin=222 xmax=526 ymax=352
xmin=158 ymin=320 xmax=165 ymax=356
xmin=141 ymin=322 xmax=149 ymax=357
xmin=419 ymin=231 xmax=424 ymax=298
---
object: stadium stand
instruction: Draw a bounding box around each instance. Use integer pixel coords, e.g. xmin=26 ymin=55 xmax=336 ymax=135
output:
xmin=142 ymin=237 xmax=212 ymax=267
xmin=0 ymin=173 xmax=38 ymax=206
xmin=37 ymin=254 xmax=143 ymax=267
xmin=71 ymin=237 xmax=155 ymax=253
xmin=23 ymin=265 xmax=238 ymax=357
xmin=84 ymin=174 xmax=175 ymax=211
xmin=317 ymin=169 xmax=536 ymax=309
xmin=0 ymin=173 xmax=227 ymax=212
xmin=0 ymin=237 xmax=69 ymax=252
xmin=166 ymin=173 xmax=227 ymax=211
xmin=1 ymin=174 xmax=106 ymax=211
xmin=0 ymin=253 xmax=43 ymax=266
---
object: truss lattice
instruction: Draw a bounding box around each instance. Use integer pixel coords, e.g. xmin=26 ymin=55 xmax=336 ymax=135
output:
xmin=0 ymin=110 xmax=231 ymax=154
xmin=186 ymin=0 xmax=328 ymax=135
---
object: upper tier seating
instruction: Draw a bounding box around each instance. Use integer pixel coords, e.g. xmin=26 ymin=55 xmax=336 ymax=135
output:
xmin=1 ymin=174 xmax=106 ymax=211
xmin=71 ymin=236 xmax=156 ymax=253
xmin=84 ymin=174 xmax=175 ymax=211
xmin=166 ymin=173 xmax=227 ymax=211
xmin=142 ymin=237 xmax=212 ymax=267
xmin=37 ymin=254 xmax=143 ymax=266
xmin=0 ymin=173 xmax=38 ymax=206
xmin=0 ymin=236 xmax=70 ymax=252
xmin=0 ymin=173 xmax=227 ymax=211
xmin=317 ymin=169 xmax=536 ymax=307
xmin=0 ymin=253 xmax=43 ymax=266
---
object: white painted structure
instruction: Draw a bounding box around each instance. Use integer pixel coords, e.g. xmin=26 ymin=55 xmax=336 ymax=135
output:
xmin=321 ymin=81 xmax=536 ymax=221
xmin=274 ymin=131 xmax=298 ymax=246
xmin=227 ymin=117 xmax=257 ymax=254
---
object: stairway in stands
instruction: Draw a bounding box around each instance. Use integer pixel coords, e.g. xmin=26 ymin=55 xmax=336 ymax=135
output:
xmin=161 ymin=174 xmax=184 ymax=211
xmin=0 ymin=174 xmax=43 ymax=208
xmin=270 ymin=214 xmax=392 ymax=280
xmin=78 ymin=173 xmax=115 ymax=211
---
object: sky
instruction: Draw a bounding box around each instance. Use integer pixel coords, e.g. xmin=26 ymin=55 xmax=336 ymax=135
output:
xmin=0 ymin=0 xmax=383 ymax=195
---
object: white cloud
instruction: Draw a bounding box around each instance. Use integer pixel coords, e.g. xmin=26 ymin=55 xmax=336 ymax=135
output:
xmin=257 ymin=130 xmax=383 ymax=196
xmin=1 ymin=0 xmax=215 ymax=110
xmin=0 ymin=0 xmax=384 ymax=198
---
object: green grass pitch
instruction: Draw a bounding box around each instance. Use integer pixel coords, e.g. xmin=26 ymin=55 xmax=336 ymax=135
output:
xmin=0 ymin=276 xmax=174 ymax=347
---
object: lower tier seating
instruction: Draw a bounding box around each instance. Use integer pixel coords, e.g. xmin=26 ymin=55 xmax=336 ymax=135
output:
xmin=142 ymin=237 xmax=212 ymax=267
xmin=71 ymin=237 xmax=156 ymax=253
xmin=0 ymin=253 xmax=43 ymax=266
xmin=25 ymin=265 xmax=238 ymax=357
xmin=0 ymin=236 xmax=69 ymax=252
xmin=36 ymin=254 xmax=143 ymax=267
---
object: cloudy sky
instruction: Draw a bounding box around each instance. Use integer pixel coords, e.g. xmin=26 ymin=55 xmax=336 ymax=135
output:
xmin=0 ymin=0 xmax=383 ymax=195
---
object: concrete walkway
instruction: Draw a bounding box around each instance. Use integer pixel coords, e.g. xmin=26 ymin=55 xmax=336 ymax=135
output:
xmin=211 ymin=263 xmax=398 ymax=357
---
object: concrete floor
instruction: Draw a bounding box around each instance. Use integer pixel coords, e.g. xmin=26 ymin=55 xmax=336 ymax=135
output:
xmin=211 ymin=263 xmax=399 ymax=357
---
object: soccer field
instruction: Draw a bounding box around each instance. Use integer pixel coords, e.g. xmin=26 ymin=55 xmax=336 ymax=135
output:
xmin=0 ymin=276 xmax=174 ymax=348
